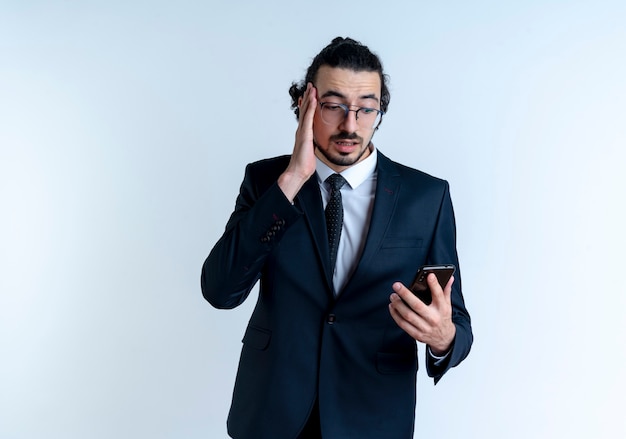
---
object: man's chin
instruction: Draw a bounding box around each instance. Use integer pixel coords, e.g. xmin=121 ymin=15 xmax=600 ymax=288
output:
xmin=331 ymin=153 xmax=361 ymax=167
xmin=315 ymin=143 xmax=371 ymax=169
xmin=319 ymin=150 xmax=358 ymax=167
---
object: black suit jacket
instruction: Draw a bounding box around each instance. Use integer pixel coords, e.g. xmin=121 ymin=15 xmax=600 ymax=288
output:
xmin=202 ymin=151 xmax=472 ymax=438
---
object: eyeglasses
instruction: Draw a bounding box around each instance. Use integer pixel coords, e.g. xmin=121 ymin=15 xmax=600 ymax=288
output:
xmin=319 ymin=102 xmax=384 ymax=128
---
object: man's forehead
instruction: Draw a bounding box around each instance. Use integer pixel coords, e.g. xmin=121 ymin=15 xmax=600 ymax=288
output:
xmin=314 ymin=66 xmax=381 ymax=99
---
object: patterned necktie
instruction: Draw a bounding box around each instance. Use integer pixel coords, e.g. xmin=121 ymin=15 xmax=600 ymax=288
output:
xmin=325 ymin=174 xmax=347 ymax=271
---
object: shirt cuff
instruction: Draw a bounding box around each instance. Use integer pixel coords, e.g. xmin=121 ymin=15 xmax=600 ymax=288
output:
xmin=427 ymin=346 xmax=451 ymax=366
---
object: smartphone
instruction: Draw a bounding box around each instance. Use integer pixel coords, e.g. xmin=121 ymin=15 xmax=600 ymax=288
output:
xmin=409 ymin=264 xmax=456 ymax=305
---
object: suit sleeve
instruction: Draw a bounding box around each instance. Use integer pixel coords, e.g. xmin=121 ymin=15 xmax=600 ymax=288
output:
xmin=425 ymin=181 xmax=473 ymax=384
xmin=200 ymin=162 xmax=304 ymax=309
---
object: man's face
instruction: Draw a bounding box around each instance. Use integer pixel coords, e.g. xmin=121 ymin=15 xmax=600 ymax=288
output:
xmin=311 ymin=66 xmax=382 ymax=172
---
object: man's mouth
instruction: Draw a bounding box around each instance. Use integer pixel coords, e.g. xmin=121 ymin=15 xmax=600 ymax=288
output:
xmin=329 ymin=132 xmax=363 ymax=153
xmin=334 ymin=140 xmax=359 ymax=153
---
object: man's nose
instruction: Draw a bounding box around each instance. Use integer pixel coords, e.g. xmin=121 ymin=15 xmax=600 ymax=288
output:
xmin=340 ymin=109 xmax=359 ymax=132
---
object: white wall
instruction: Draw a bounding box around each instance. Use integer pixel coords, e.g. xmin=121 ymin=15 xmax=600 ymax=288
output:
xmin=1 ymin=1 xmax=625 ymax=438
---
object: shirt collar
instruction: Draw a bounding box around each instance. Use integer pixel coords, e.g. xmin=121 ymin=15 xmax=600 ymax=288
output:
xmin=315 ymin=145 xmax=378 ymax=190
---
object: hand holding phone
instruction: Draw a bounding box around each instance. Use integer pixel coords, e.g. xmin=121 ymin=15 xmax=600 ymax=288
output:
xmin=409 ymin=264 xmax=456 ymax=305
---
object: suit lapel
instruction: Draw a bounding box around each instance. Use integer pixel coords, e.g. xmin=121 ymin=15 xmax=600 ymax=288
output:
xmin=295 ymin=174 xmax=335 ymax=294
xmin=341 ymin=152 xmax=400 ymax=296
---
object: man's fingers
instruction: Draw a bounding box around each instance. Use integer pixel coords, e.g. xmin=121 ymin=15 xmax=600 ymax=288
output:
xmin=428 ymin=273 xmax=453 ymax=307
xmin=302 ymin=84 xmax=317 ymax=125
xmin=391 ymin=282 xmax=428 ymax=314
xmin=390 ymin=277 xmax=455 ymax=347
xmin=389 ymin=291 xmax=422 ymax=332
xmin=444 ymin=275 xmax=454 ymax=300
xmin=299 ymin=83 xmax=314 ymax=114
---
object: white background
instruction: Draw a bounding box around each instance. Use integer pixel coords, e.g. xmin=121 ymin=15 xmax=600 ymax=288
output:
xmin=1 ymin=1 xmax=625 ymax=438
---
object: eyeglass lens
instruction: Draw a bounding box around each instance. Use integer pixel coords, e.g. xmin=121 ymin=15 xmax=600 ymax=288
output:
xmin=320 ymin=103 xmax=381 ymax=127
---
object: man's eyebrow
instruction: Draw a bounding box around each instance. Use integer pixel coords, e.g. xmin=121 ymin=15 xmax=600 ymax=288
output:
xmin=359 ymin=93 xmax=380 ymax=102
xmin=320 ymin=90 xmax=380 ymax=102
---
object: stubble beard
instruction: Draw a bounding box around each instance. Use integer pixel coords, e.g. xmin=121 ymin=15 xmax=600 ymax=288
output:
xmin=313 ymin=132 xmax=374 ymax=168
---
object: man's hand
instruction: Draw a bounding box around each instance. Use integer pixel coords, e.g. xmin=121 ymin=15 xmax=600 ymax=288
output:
xmin=278 ymin=83 xmax=318 ymax=202
xmin=388 ymin=274 xmax=456 ymax=356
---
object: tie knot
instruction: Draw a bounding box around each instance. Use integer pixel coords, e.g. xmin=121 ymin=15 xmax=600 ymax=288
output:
xmin=326 ymin=174 xmax=346 ymax=191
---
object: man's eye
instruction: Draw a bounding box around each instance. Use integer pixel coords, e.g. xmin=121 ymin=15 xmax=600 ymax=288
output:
xmin=360 ymin=108 xmax=376 ymax=114
xmin=324 ymin=104 xmax=343 ymax=111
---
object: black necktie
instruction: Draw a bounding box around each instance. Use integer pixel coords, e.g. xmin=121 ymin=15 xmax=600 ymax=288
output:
xmin=325 ymin=174 xmax=347 ymax=271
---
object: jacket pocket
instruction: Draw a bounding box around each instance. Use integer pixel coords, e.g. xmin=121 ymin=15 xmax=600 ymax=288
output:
xmin=241 ymin=325 xmax=271 ymax=350
xmin=376 ymin=352 xmax=417 ymax=375
xmin=380 ymin=237 xmax=423 ymax=249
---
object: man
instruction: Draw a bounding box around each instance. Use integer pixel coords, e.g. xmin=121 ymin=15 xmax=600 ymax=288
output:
xmin=202 ymin=37 xmax=472 ymax=438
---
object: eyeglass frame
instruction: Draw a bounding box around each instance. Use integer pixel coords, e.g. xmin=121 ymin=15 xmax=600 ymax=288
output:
xmin=318 ymin=102 xmax=384 ymax=128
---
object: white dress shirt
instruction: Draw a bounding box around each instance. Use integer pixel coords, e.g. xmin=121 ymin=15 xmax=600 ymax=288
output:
xmin=315 ymin=147 xmax=377 ymax=295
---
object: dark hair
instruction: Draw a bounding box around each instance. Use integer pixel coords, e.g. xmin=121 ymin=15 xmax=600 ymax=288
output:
xmin=289 ymin=37 xmax=390 ymax=120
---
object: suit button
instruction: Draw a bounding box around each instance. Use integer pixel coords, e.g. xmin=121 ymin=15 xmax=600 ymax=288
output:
xmin=326 ymin=314 xmax=336 ymax=324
